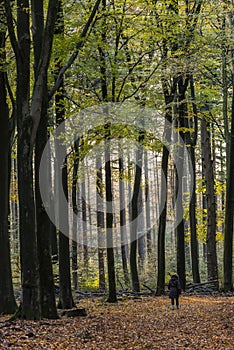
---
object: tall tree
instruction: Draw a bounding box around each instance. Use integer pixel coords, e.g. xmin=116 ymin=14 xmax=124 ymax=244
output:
xmin=72 ymin=140 xmax=80 ymax=290
xmin=96 ymin=154 xmax=106 ymax=290
xmin=223 ymin=8 xmax=234 ymax=291
xmin=54 ymin=0 xmax=74 ymax=310
xmin=189 ymin=75 xmax=201 ymax=283
xmin=33 ymin=0 xmax=58 ymax=319
xmin=119 ymin=142 xmax=130 ymax=286
xmin=0 ymin=0 xmax=17 ymax=314
xmin=201 ymin=117 xmax=219 ymax=288
xmin=144 ymin=150 xmax=152 ymax=257
xmin=98 ymin=0 xmax=117 ymax=302
xmin=156 ymin=91 xmax=173 ymax=295
xmin=130 ymin=132 xmax=144 ymax=293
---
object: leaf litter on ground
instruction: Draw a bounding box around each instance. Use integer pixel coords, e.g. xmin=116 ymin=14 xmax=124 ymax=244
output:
xmin=0 ymin=296 xmax=233 ymax=349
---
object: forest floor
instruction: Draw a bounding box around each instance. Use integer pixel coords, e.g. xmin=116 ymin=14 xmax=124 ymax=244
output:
xmin=0 ymin=295 xmax=233 ymax=349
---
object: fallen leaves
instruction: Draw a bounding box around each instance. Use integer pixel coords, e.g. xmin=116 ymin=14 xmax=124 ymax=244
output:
xmin=0 ymin=296 xmax=233 ymax=349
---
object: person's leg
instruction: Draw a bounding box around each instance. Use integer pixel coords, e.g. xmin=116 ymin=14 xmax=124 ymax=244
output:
xmin=171 ymin=298 xmax=175 ymax=310
xmin=176 ymin=297 xmax=180 ymax=309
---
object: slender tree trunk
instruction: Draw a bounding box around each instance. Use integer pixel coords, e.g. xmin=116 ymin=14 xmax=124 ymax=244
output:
xmin=144 ymin=150 xmax=152 ymax=256
xmin=86 ymin=161 xmax=93 ymax=244
xmin=130 ymin=135 xmax=144 ymax=293
xmin=201 ymin=117 xmax=219 ymax=288
xmin=155 ymin=145 xmax=169 ymax=296
xmin=54 ymin=0 xmax=74 ymax=310
xmin=72 ymin=140 xmax=79 ymax=290
xmin=0 ymin=9 xmax=17 ymax=313
xmin=81 ymin=169 xmax=88 ymax=268
xmin=156 ymin=79 xmax=173 ymax=295
xmin=224 ymin=51 xmax=234 ymax=291
xmin=189 ymin=75 xmax=200 ymax=283
xmin=96 ymin=155 xmax=106 ymax=290
xmin=49 ymin=146 xmax=58 ymax=262
xmin=137 ymin=167 xmax=145 ymax=267
xmin=105 ymin=143 xmax=117 ymax=302
xmin=174 ymin=76 xmax=190 ymax=291
xmin=118 ymin=142 xmax=130 ymax=286
xmin=56 ymin=153 xmax=74 ymax=309
xmin=174 ymin=138 xmax=186 ymax=291
xmin=99 ymin=0 xmax=117 ymax=301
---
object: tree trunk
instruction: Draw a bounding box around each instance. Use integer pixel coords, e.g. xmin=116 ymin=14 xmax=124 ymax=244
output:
xmin=81 ymin=168 xmax=88 ymax=268
xmin=189 ymin=75 xmax=201 ymax=283
xmin=35 ymin=93 xmax=58 ymax=319
xmin=96 ymin=154 xmax=106 ymax=291
xmin=144 ymin=150 xmax=152 ymax=256
xmin=156 ymin=79 xmax=173 ymax=296
xmin=201 ymin=117 xmax=219 ymax=288
xmin=54 ymin=0 xmax=74 ymax=310
xmin=174 ymin=76 xmax=190 ymax=291
xmin=33 ymin=0 xmax=58 ymax=319
xmin=119 ymin=143 xmax=130 ymax=286
xmin=56 ymin=154 xmax=74 ymax=309
xmin=105 ymin=145 xmax=117 ymax=302
xmin=156 ymin=145 xmax=169 ymax=295
xmin=0 ymin=10 xmax=17 ymax=313
xmin=99 ymin=0 xmax=117 ymax=301
xmin=72 ymin=140 xmax=79 ymax=290
xmin=130 ymin=135 xmax=143 ymax=293
xmin=17 ymin=0 xmax=41 ymax=320
xmin=224 ymin=58 xmax=234 ymax=291
xmin=137 ymin=181 xmax=145 ymax=267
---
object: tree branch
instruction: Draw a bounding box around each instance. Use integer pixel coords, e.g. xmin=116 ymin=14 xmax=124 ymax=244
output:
xmin=122 ymin=60 xmax=162 ymax=102
xmin=30 ymin=0 xmax=59 ymax=146
xmin=3 ymin=0 xmax=20 ymax=59
xmin=48 ymin=0 xmax=101 ymax=100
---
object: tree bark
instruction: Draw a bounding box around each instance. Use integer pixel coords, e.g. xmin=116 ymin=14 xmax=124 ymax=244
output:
xmin=144 ymin=150 xmax=152 ymax=256
xmin=72 ymin=140 xmax=79 ymax=290
xmin=16 ymin=0 xmax=41 ymax=319
xmin=0 ymin=6 xmax=17 ymax=313
xmin=224 ymin=57 xmax=234 ymax=291
xmin=130 ymin=134 xmax=144 ymax=293
xmin=201 ymin=117 xmax=219 ymax=288
xmin=156 ymin=77 xmax=173 ymax=296
xmin=189 ymin=75 xmax=200 ymax=283
xmin=96 ymin=155 xmax=106 ymax=291
xmin=105 ymin=148 xmax=117 ymax=302
xmin=119 ymin=142 xmax=130 ymax=286
xmin=33 ymin=0 xmax=58 ymax=319
xmin=4 ymin=0 xmax=59 ymax=320
xmin=55 ymin=0 xmax=74 ymax=310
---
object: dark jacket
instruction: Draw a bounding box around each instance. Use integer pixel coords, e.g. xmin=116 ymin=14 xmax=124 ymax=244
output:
xmin=168 ymin=275 xmax=181 ymax=299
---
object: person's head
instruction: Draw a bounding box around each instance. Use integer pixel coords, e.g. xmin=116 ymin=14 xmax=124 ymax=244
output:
xmin=171 ymin=274 xmax=178 ymax=279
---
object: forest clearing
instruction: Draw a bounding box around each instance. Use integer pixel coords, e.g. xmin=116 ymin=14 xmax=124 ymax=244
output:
xmin=0 ymin=296 xmax=233 ymax=349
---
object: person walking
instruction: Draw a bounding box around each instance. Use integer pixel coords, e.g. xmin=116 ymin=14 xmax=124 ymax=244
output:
xmin=168 ymin=274 xmax=181 ymax=310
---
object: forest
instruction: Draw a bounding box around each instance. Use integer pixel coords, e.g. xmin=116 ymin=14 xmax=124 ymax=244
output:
xmin=0 ymin=0 xmax=233 ymax=336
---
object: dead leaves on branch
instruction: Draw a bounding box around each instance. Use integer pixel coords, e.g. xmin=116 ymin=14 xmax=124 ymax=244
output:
xmin=0 ymin=296 xmax=233 ymax=349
